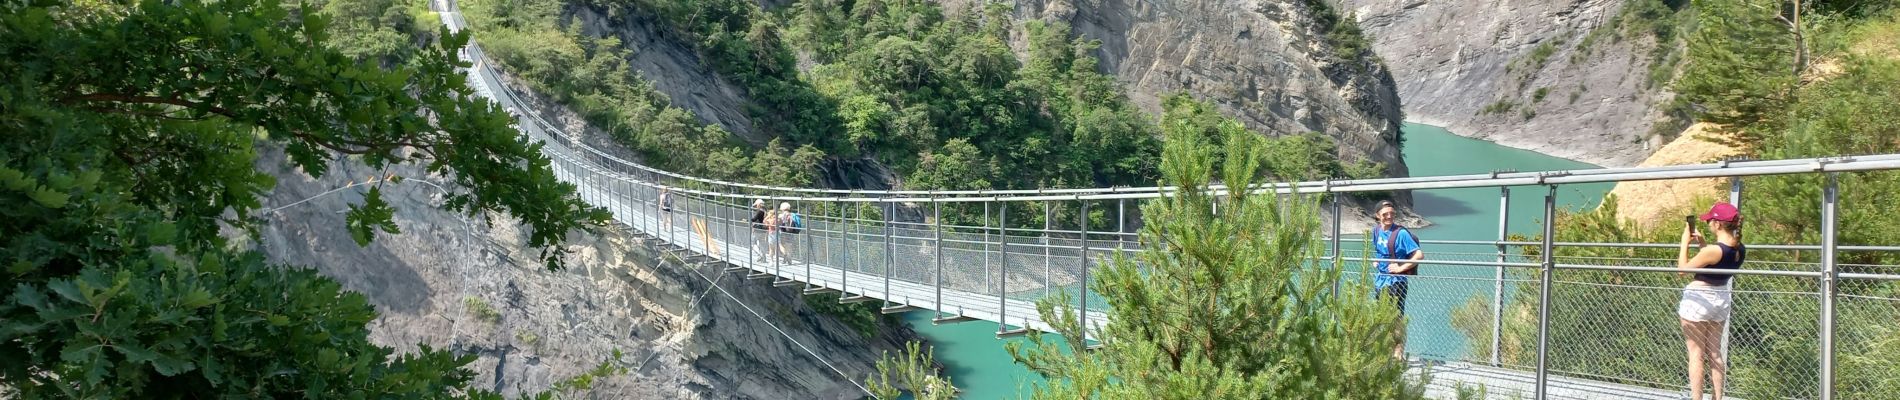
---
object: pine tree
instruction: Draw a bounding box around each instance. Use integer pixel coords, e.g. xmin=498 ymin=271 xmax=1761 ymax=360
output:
xmin=1005 ymin=107 xmax=1426 ymax=399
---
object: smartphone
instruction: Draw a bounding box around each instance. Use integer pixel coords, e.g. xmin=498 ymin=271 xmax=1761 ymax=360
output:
xmin=1685 ymin=215 xmax=1698 ymax=233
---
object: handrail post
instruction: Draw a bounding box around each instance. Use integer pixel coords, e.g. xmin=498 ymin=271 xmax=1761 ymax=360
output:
xmin=722 ymin=192 xmax=731 ymax=265
xmin=985 ymin=202 xmax=993 ymax=293
xmin=1043 ymin=201 xmax=1052 ymax=298
xmin=773 ymin=199 xmax=782 ymax=278
xmin=1117 ymin=199 xmax=1127 ymax=256
xmin=998 ymin=201 xmax=1011 ymax=335
xmin=803 ymin=199 xmax=812 ymax=283
xmin=1820 ymin=173 xmax=1839 ymax=400
xmin=843 ymin=200 xmax=851 ymax=290
xmin=933 ymin=200 xmax=944 ymax=315
xmin=1330 ymin=193 xmax=1342 ymax=299
xmin=884 ymin=201 xmax=895 ymax=304
xmin=1722 ymin=176 xmax=1742 ymax=369
xmin=1493 ymin=187 xmax=1510 ymax=366
xmin=850 ymin=202 xmax=860 ymax=290
xmin=1534 ymin=185 xmax=1556 ymax=399
xmin=1079 ymin=198 xmax=1092 ymax=340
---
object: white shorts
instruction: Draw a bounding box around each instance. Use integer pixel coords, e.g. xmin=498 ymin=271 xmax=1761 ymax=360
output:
xmin=1678 ymin=282 xmax=1733 ymax=322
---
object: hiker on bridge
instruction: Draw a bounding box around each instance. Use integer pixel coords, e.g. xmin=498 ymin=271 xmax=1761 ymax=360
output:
xmin=658 ymin=187 xmax=674 ymax=232
xmin=772 ymin=202 xmax=801 ymax=263
xmin=1372 ymin=199 xmax=1423 ymax=360
xmin=1679 ymin=202 xmax=1744 ymax=400
xmin=750 ymin=199 xmax=769 ymax=262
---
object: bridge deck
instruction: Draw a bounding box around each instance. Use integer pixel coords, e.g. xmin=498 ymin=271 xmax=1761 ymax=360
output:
xmin=448 ymin=10 xmax=1740 ymax=397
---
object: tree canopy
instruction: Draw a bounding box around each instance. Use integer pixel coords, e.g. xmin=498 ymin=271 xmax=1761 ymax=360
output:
xmin=0 ymin=0 xmax=608 ymax=395
xmin=1004 ymin=101 xmax=1426 ymax=399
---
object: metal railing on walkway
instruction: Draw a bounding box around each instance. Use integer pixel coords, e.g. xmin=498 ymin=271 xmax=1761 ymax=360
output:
xmin=441 ymin=7 xmax=1900 ymax=398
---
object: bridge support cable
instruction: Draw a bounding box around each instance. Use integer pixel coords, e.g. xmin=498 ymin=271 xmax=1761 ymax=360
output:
xmin=661 ymin=245 xmax=880 ymax=399
xmin=1492 ymin=187 xmax=1510 ymax=367
xmin=1820 ymin=173 xmax=1839 ymax=400
xmin=1535 ymin=185 xmax=1556 ymax=399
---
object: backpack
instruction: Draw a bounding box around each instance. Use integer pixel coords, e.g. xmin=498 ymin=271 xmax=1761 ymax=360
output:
xmin=781 ymin=213 xmax=804 ymax=234
xmin=1383 ymin=225 xmax=1418 ymax=276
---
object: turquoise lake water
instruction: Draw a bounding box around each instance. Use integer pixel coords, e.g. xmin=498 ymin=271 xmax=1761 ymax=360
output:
xmin=897 ymin=123 xmax=1617 ymax=398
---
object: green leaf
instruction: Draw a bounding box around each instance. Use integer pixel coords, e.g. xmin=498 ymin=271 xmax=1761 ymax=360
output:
xmin=149 ymin=354 xmax=197 ymax=377
xmin=74 ymin=169 xmax=101 ymax=191
xmin=28 ymin=186 xmax=69 ymax=208
xmin=117 ymin=343 xmax=160 ymax=364
xmin=146 ymin=221 xmax=177 ymax=245
xmin=47 ymin=279 xmax=84 ymax=304
xmin=179 ymin=287 xmax=215 ymax=309
xmin=267 ymin=314 xmax=290 ymax=326
xmin=0 ymin=166 xmax=29 ymax=191
xmin=345 ymin=186 xmax=400 ymax=246
xmin=8 ymin=260 xmax=36 ymax=275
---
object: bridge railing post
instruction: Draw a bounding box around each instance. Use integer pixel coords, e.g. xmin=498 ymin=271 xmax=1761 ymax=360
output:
xmin=1079 ymin=198 xmax=1091 ymax=340
xmin=1493 ymin=186 xmax=1510 ymax=367
xmin=985 ymin=202 xmax=994 ymax=294
xmin=1820 ymin=173 xmax=1839 ymax=400
xmin=884 ymin=201 xmax=894 ymax=304
xmin=1043 ymin=201 xmax=1052 ymax=298
xmin=1330 ymin=190 xmax=1342 ymax=299
xmin=1534 ymin=185 xmax=1556 ymax=399
xmin=933 ymin=199 xmax=944 ymax=316
xmin=998 ymin=200 xmax=1012 ymax=335
xmin=723 ymin=192 xmax=731 ymax=266
xmin=1722 ymin=175 xmax=1741 ymax=370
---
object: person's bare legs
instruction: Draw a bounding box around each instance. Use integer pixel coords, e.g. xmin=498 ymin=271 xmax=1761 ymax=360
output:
xmin=1701 ymin=320 xmax=1728 ymax=399
xmin=1682 ymin=318 xmax=1706 ymax=399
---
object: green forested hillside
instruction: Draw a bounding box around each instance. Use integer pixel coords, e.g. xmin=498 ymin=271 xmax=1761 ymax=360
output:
xmin=458 ymin=0 xmax=1387 ymax=194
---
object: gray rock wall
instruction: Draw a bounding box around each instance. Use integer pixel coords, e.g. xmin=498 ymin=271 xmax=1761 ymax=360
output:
xmin=1337 ymin=0 xmax=1675 ymax=167
xmin=252 ymin=147 xmax=910 ymax=399
xmin=954 ymin=0 xmax=1411 ymax=178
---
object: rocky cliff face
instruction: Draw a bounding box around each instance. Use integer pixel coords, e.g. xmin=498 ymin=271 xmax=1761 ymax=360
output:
xmin=1337 ymin=0 xmax=1675 ymax=167
xmin=950 ymin=0 xmax=1411 ymax=179
xmin=252 ymin=147 xmax=909 ymax=398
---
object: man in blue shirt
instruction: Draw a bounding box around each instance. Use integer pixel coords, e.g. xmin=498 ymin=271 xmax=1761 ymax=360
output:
xmin=1372 ymin=200 xmax=1423 ymax=359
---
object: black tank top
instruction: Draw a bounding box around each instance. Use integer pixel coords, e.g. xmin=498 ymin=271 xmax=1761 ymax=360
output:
xmin=1695 ymin=243 xmax=1745 ymax=286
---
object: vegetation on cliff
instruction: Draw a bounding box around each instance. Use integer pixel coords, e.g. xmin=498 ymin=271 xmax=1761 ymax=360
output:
xmin=0 ymin=0 xmax=622 ymax=396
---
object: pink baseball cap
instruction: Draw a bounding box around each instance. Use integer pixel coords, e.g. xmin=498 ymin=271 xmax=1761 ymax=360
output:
xmin=1700 ymin=202 xmax=1740 ymax=222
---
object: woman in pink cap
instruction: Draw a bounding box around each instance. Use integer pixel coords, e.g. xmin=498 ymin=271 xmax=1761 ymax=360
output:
xmin=1677 ymin=201 xmax=1744 ymax=400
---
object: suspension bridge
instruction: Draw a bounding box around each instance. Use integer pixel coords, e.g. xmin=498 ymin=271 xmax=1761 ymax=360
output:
xmin=434 ymin=2 xmax=1900 ymax=398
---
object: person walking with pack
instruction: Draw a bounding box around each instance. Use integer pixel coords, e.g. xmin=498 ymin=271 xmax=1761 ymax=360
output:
xmin=774 ymin=202 xmax=798 ymax=263
xmin=1678 ymin=202 xmax=1743 ymax=400
xmin=749 ymin=199 xmax=768 ymax=262
xmin=1372 ymin=199 xmax=1423 ymax=360
xmin=658 ymin=187 xmax=675 ymax=233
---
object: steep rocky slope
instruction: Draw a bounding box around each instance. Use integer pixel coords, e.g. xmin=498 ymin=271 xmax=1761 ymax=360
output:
xmin=1339 ymin=0 xmax=1676 ymax=167
xmin=251 ymin=147 xmax=909 ymax=398
xmin=535 ymin=0 xmax=1422 ymax=227
xmin=945 ymin=0 xmax=1411 ymax=178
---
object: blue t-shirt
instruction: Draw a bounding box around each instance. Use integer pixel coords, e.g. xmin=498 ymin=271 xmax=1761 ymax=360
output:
xmin=1373 ymin=226 xmax=1419 ymax=289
